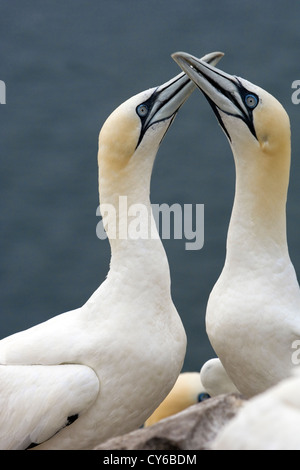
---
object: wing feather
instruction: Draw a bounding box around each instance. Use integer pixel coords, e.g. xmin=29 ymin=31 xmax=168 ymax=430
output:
xmin=0 ymin=364 xmax=99 ymax=449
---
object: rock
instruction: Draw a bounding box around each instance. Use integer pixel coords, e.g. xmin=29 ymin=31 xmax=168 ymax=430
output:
xmin=94 ymin=393 xmax=245 ymax=450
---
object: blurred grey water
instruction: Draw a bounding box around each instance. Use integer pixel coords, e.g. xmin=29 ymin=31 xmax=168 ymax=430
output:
xmin=1 ymin=0 xmax=300 ymax=372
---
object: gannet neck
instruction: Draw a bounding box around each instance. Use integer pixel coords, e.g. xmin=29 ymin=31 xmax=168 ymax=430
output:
xmin=172 ymin=51 xmax=292 ymax=266
xmin=97 ymin=81 xmax=186 ymax=288
xmin=98 ymin=131 xmax=159 ymax=249
xmin=100 ymin=148 xmax=169 ymax=292
xmin=226 ymin=128 xmax=291 ymax=266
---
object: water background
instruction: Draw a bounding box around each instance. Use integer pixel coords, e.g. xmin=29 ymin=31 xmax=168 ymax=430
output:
xmin=1 ymin=0 xmax=300 ymax=372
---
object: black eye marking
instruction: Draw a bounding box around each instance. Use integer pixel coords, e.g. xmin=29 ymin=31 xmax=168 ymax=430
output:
xmin=136 ymin=90 xmax=160 ymax=147
xmin=231 ymin=79 xmax=258 ymax=139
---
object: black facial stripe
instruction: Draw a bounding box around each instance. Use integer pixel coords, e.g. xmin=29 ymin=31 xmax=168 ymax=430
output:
xmin=229 ymin=78 xmax=258 ymax=139
xmin=158 ymin=114 xmax=176 ymax=146
xmin=136 ymin=74 xmax=189 ymax=147
xmin=137 ymin=89 xmax=159 ymax=128
xmin=192 ymin=63 xmax=258 ymax=140
xmin=153 ymin=74 xmax=189 ymax=112
xmin=138 ymin=74 xmax=186 ymax=127
xmin=195 ymin=60 xmax=238 ymax=88
xmin=194 ymin=66 xmax=246 ymax=120
xmin=204 ymin=93 xmax=231 ymax=141
xmin=210 ymin=95 xmax=257 ymax=140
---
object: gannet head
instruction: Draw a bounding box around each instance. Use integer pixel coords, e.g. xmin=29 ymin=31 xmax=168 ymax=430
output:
xmin=98 ymin=79 xmax=187 ymax=174
xmin=172 ymin=52 xmax=291 ymax=195
xmin=98 ymin=51 xmax=224 ymax=201
xmin=144 ymin=372 xmax=210 ymax=427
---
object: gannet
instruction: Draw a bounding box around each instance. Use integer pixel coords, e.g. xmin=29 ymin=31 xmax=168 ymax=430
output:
xmin=212 ymin=370 xmax=300 ymax=450
xmin=0 ymin=51 xmax=223 ymax=450
xmin=172 ymin=52 xmax=300 ymax=398
xmin=200 ymin=358 xmax=240 ymax=397
xmin=144 ymin=372 xmax=210 ymax=426
xmin=146 ymin=359 xmax=238 ymax=427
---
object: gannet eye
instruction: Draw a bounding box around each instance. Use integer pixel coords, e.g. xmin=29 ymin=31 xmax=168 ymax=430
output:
xmin=197 ymin=392 xmax=210 ymax=402
xmin=245 ymin=94 xmax=258 ymax=109
xmin=137 ymin=104 xmax=149 ymax=117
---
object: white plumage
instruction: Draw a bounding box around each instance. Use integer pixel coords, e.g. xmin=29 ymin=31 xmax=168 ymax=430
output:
xmin=212 ymin=370 xmax=300 ymax=450
xmin=173 ymin=52 xmax=300 ymax=398
xmin=0 ymin=51 xmax=223 ymax=450
xmin=200 ymin=358 xmax=239 ymax=397
xmin=0 ymin=365 xmax=99 ymax=449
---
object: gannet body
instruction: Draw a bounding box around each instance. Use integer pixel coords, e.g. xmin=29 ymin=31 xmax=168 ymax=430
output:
xmin=173 ymin=52 xmax=300 ymax=398
xmin=212 ymin=370 xmax=300 ymax=450
xmin=200 ymin=358 xmax=239 ymax=397
xmin=0 ymin=52 xmax=223 ymax=450
xmin=144 ymin=372 xmax=210 ymax=426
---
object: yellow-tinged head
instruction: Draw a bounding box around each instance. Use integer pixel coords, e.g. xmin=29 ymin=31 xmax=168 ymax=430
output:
xmin=250 ymin=84 xmax=290 ymax=159
xmin=172 ymin=51 xmax=291 ymax=176
xmin=98 ymin=74 xmax=194 ymax=206
xmin=144 ymin=372 xmax=210 ymax=427
xmin=98 ymin=72 xmax=197 ymax=187
xmin=99 ymin=96 xmax=143 ymax=173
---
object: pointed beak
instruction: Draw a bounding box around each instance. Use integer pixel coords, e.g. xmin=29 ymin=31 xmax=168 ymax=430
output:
xmin=143 ymin=51 xmax=224 ymax=131
xmin=171 ymin=51 xmax=257 ymax=140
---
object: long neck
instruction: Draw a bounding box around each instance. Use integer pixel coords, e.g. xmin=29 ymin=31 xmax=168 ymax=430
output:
xmin=98 ymin=156 xmax=171 ymax=293
xmin=225 ymin=146 xmax=291 ymax=270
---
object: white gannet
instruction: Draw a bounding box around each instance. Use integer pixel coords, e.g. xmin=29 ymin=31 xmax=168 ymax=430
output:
xmin=200 ymin=358 xmax=240 ymax=397
xmin=0 ymin=51 xmax=223 ymax=450
xmin=144 ymin=371 xmax=210 ymax=427
xmin=172 ymin=52 xmax=300 ymax=398
xmin=212 ymin=370 xmax=300 ymax=450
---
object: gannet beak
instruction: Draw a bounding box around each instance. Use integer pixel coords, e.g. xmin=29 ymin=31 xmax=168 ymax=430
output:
xmin=138 ymin=51 xmax=224 ymax=146
xmin=172 ymin=51 xmax=257 ymax=141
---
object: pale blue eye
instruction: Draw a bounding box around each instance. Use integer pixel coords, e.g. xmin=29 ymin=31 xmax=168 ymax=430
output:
xmin=137 ymin=104 xmax=149 ymax=117
xmin=245 ymin=94 xmax=258 ymax=109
